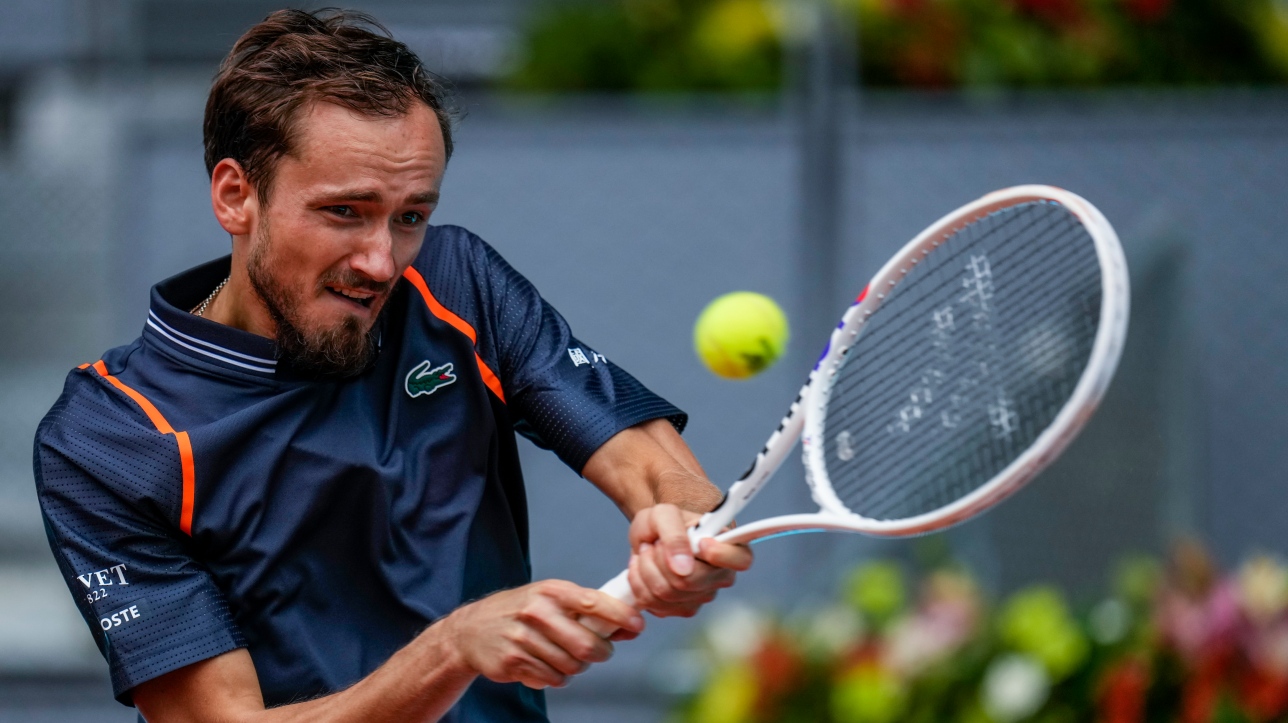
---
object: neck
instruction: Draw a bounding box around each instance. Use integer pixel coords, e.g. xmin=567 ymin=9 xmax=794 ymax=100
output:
xmin=203 ymin=247 xmax=279 ymax=341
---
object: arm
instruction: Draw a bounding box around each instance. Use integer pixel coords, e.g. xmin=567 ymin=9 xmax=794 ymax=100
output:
xmin=134 ymin=580 xmax=645 ymax=723
xmin=581 ymin=419 xmax=753 ymax=618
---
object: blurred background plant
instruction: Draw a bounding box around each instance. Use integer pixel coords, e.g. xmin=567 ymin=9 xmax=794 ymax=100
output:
xmin=506 ymin=0 xmax=1288 ymax=91
xmin=669 ymin=542 xmax=1288 ymax=723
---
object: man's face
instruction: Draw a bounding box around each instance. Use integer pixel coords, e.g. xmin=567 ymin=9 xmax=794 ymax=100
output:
xmin=248 ymin=100 xmax=445 ymax=377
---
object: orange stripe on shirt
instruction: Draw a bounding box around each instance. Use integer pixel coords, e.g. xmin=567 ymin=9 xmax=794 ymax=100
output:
xmin=88 ymin=360 xmax=197 ymax=536
xmin=402 ymin=266 xmax=506 ymax=403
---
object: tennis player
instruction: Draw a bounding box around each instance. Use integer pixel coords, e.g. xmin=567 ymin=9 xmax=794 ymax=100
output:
xmin=33 ymin=9 xmax=751 ymax=722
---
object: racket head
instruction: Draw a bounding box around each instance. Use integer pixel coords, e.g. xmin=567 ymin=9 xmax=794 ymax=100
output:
xmin=799 ymin=185 xmax=1129 ymax=537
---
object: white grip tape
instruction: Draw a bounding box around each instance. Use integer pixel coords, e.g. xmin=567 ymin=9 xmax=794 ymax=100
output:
xmin=581 ymin=570 xmax=635 ymax=638
xmin=598 ymin=569 xmax=634 ymax=603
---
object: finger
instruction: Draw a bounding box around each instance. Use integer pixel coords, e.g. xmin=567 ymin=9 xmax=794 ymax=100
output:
xmin=626 ymin=551 xmax=651 ymax=608
xmin=639 ymin=543 xmax=708 ymax=604
xmin=534 ymin=611 xmax=617 ymax=665
xmin=650 ymin=504 xmax=695 ymax=577
xmin=542 ymin=580 xmax=645 ymax=635
xmin=512 ymin=656 xmax=569 ymax=690
xmin=513 ymin=626 xmax=590 ymax=677
xmin=629 ymin=546 xmax=677 ymax=612
xmin=697 ymin=538 xmax=754 ymax=572
xmin=609 ymin=627 xmax=641 ymax=642
xmin=627 ymin=507 xmax=660 ymax=549
xmin=684 ymin=558 xmax=737 ymax=592
xmin=645 ymin=540 xmax=724 ymax=599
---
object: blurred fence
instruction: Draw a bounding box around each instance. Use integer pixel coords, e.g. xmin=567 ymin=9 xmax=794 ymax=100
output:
xmin=1 ymin=75 xmax=1287 ymax=720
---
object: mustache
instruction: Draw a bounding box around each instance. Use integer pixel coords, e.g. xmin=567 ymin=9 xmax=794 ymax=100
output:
xmin=318 ymin=270 xmax=395 ymax=296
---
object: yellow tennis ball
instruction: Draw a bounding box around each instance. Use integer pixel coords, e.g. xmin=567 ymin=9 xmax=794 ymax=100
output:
xmin=694 ymin=291 xmax=789 ymax=379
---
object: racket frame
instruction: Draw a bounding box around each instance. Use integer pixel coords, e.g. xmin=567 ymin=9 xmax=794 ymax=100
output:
xmin=801 ymin=184 xmax=1130 ymax=535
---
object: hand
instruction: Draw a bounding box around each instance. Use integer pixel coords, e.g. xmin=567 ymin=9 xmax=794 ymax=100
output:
xmin=440 ymin=580 xmax=645 ymax=690
xmin=626 ymin=503 xmax=753 ymax=618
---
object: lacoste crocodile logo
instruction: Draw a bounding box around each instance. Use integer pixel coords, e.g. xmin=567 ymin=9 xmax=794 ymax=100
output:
xmin=405 ymin=361 xmax=457 ymax=398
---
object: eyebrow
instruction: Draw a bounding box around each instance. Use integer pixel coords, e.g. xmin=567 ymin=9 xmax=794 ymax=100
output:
xmin=318 ymin=189 xmax=440 ymax=206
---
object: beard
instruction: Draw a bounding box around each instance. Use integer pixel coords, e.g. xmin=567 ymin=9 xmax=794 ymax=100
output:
xmin=246 ymin=220 xmax=386 ymax=380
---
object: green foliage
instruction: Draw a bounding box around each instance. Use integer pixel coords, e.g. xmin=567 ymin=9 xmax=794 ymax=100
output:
xmin=844 ymin=561 xmax=906 ymax=627
xmin=997 ymin=587 xmax=1088 ymax=680
xmin=507 ymin=0 xmax=1288 ymax=90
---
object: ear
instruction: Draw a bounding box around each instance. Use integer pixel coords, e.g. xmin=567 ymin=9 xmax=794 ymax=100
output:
xmin=210 ymin=158 xmax=258 ymax=237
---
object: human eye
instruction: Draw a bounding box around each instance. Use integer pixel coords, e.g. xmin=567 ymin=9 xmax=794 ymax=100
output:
xmin=324 ymin=205 xmax=357 ymax=218
xmin=396 ymin=211 xmax=426 ymax=227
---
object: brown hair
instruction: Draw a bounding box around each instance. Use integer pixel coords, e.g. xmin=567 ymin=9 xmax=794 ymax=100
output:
xmin=203 ymin=8 xmax=455 ymax=201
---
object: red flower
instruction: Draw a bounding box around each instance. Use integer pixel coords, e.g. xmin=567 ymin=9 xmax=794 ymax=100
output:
xmin=1237 ymin=667 xmax=1288 ymax=721
xmin=1098 ymin=657 xmax=1150 ymax=723
xmin=1181 ymin=652 xmax=1234 ymax=723
xmin=751 ymin=635 xmax=804 ymax=717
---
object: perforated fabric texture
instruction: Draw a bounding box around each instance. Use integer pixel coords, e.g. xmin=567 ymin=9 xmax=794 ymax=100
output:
xmin=34 ymin=367 xmax=244 ymax=703
xmin=415 ymin=225 xmax=687 ymax=472
xmin=822 ymin=201 xmax=1102 ymax=520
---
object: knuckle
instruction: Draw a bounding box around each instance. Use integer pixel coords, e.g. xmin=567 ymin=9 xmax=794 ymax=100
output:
xmin=515 ymin=604 xmax=542 ymax=625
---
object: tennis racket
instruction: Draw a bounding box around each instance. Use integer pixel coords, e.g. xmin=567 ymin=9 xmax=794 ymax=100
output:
xmin=588 ymin=185 xmax=1129 ymax=632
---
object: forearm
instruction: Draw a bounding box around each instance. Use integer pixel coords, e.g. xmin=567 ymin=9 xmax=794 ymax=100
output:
xmin=582 ymin=419 xmax=723 ymax=519
xmin=135 ymin=622 xmax=476 ymax=723
xmin=263 ymin=627 xmax=475 ymax=723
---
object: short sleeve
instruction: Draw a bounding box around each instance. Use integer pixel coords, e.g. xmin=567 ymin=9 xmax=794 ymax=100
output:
xmin=35 ymin=384 xmax=244 ymax=705
xmin=477 ymin=242 xmax=688 ymax=473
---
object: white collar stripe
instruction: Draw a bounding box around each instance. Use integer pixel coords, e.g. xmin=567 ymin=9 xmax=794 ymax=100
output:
xmin=146 ymin=319 xmax=277 ymax=374
xmin=147 ymin=311 xmax=277 ymax=366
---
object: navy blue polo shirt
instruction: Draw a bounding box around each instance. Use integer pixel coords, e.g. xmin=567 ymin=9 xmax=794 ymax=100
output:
xmin=33 ymin=224 xmax=685 ymax=720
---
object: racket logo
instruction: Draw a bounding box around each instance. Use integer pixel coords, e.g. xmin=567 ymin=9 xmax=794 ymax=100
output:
xmin=960 ymin=254 xmax=995 ymax=311
xmin=987 ymin=394 xmax=1019 ymax=439
xmin=835 ymin=431 xmax=856 ymax=461
xmin=405 ymin=360 xmax=457 ymax=398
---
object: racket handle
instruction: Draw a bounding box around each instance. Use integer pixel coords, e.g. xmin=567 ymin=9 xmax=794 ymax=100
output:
xmin=598 ymin=569 xmax=635 ymax=603
xmin=581 ymin=570 xmax=636 ymax=638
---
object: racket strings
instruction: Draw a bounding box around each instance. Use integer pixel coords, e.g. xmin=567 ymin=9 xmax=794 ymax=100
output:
xmin=834 ymin=209 xmax=1099 ymax=514
xmin=824 ymin=234 xmax=1097 ymax=479
xmin=819 ymin=202 xmax=1103 ymax=521
xmin=826 ymin=210 xmax=1092 ymax=431
xmin=831 ymin=207 xmax=1099 ymax=516
xmin=829 ymin=230 xmax=1092 ymax=429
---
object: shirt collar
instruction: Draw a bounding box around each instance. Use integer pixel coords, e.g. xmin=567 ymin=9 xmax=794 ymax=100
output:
xmin=145 ymin=256 xmax=280 ymax=376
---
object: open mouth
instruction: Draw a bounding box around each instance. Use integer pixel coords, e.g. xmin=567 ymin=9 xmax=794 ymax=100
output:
xmin=326 ymin=286 xmax=378 ymax=309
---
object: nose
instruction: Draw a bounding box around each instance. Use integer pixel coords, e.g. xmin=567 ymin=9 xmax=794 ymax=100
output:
xmin=348 ymin=224 xmax=397 ymax=284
